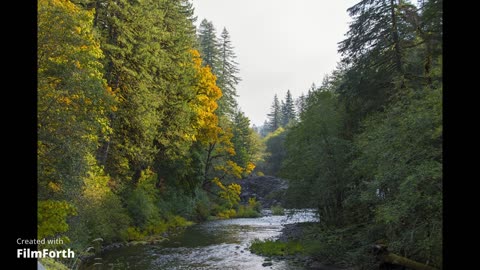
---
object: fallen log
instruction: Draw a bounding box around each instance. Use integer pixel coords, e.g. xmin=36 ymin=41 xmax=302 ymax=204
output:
xmin=373 ymin=244 xmax=438 ymax=270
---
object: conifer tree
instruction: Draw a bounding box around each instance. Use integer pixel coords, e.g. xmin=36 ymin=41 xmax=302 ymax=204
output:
xmin=281 ymin=90 xmax=296 ymax=126
xmin=217 ymin=28 xmax=241 ymax=116
xmin=266 ymin=94 xmax=282 ymax=132
xmin=197 ymin=19 xmax=220 ymax=73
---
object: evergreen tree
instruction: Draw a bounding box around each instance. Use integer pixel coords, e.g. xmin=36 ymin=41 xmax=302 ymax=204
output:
xmin=280 ymin=100 xmax=286 ymax=126
xmin=266 ymin=94 xmax=281 ymax=132
xmin=197 ymin=19 xmax=220 ymax=74
xmin=231 ymin=110 xmax=251 ymax=167
xmin=336 ymin=0 xmax=421 ymax=134
xmin=231 ymin=110 xmax=259 ymax=177
xmin=407 ymin=0 xmax=443 ymax=85
xmin=278 ymin=1 xmax=442 ymax=267
xmin=296 ymin=93 xmax=306 ymax=118
xmin=93 ymin=0 xmax=198 ymax=185
xmin=217 ymin=28 xmax=241 ymax=116
xmin=281 ymin=90 xmax=296 ymax=126
xmin=339 ymin=0 xmax=406 ymax=73
xmin=259 ymin=120 xmax=270 ymax=137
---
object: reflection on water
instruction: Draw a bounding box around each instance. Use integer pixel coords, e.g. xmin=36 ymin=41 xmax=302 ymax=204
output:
xmin=82 ymin=209 xmax=318 ymax=270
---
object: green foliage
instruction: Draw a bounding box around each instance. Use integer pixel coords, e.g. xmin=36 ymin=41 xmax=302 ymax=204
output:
xmin=36 ymin=0 xmax=441 ymax=268
xmin=38 ymin=200 xmax=77 ymax=241
xmin=125 ymin=170 xmax=163 ymax=230
xmin=39 ymin=258 xmax=70 ymax=270
xmin=193 ymin=188 xmax=212 ymax=221
xmin=280 ymin=90 xmax=296 ymax=126
xmin=231 ymin=110 xmax=262 ymax=177
xmin=236 ymin=197 xmax=262 ymax=218
xmin=122 ymin=215 xmax=193 ymax=242
xmin=198 ymin=19 xmax=221 ymax=74
xmin=260 ymin=127 xmax=287 ymax=176
xmin=248 ymin=197 xmax=262 ymax=212
xmin=37 ymin=0 xmax=253 ymax=260
xmin=213 ymin=178 xmax=241 ymax=209
xmin=236 ymin=206 xmax=261 ymax=218
xmin=216 ymin=209 xmax=237 ymax=219
xmin=197 ymin=22 xmax=240 ymax=116
xmin=157 ymin=189 xmax=196 ymax=220
xmin=38 ymin=0 xmax=114 ymax=201
xmin=127 ymin=189 xmax=161 ymax=229
xmin=266 ymin=95 xmax=282 ymax=132
xmin=216 ymin=28 xmax=241 ymax=116
xmin=144 ymin=215 xmax=193 ymax=236
xmin=282 ymin=89 xmax=352 ymax=226
xmin=70 ymin=192 xmax=130 ymax=247
xmin=67 ymin=155 xmax=131 ymax=248
xmin=122 ymin=227 xmax=147 ymax=242
xmin=299 ymin=224 xmax=377 ymax=268
xmin=250 ymin=239 xmax=304 ymax=257
xmin=97 ymin=0 xmax=199 ymax=185
xmin=280 ymin=82 xmax=442 ymax=267
xmin=351 ymin=85 xmax=442 ymax=266
xmin=270 ymin=205 xmax=285 ymax=216
xmin=268 ymin=1 xmax=443 ymax=267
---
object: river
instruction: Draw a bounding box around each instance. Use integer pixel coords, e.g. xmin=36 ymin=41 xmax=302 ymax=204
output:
xmin=80 ymin=209 xmax=318 ymax=270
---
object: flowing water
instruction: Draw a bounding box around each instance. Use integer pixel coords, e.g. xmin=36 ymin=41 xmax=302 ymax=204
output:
xmin=81 ymin=209 xmax=318 ymax=270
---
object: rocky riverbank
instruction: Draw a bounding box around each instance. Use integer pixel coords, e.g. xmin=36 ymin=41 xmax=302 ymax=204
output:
xmin=238 ymin=176 xmax=288 ymax=208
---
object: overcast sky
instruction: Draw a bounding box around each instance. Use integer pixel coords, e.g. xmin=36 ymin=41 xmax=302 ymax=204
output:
xmin=191 ymin=0 xmax=358 ymax=126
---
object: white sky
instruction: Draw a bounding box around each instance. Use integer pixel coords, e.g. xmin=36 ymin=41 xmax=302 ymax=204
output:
xmin=191 ymin=0 xmax=358 ymax=126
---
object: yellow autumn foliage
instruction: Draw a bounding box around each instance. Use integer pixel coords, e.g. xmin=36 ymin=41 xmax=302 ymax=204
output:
xmin=190 ymin=49 xmax=222 ymax=144
xmin=212 ymin=177 xmax=241 ymax=209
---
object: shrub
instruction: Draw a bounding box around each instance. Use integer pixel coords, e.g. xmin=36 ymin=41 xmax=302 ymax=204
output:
xmin=217 ymin=209 xmax=236 ymax=219
xmin=193 ymin=188 xmax=212 ymax=221
xmin=157 ymin=188 xmax=196 ymax=220
xmin=38 ymin=200 xmax=77 ymax=241
xmin=236 ymin=197 xmax=262 ymax=218
xmin=236 ymin=205 xmax=261 ymax=218
xmin=127 ymin=189 xmax=161 ymax=229
xmin=271 ymin=205 xmax=285 ymax=215
xmin=122 ymin=227 xmax=146 ymax=241
xmin=250 ymin=239 xmax=304 ymax=256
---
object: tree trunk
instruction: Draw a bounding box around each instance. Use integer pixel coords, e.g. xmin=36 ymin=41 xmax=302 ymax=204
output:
xmin=381 ymin=252 xmax=438 ymax=270
xmin=202 ymin=142 xmax=216 ymax=192
xmin=390 ymin=0 xmax=404 ymax=75
xmin=374 ymin=245 xmax=438 ymax=270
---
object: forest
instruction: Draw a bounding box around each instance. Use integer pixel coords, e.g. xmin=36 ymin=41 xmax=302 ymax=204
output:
xmin=39 ymin=0 xmax=261 ymax=259
xmin=37 ymin=0 xmax=442 ymax=269
xmin=258 ymin=0 xmax=442 ymax=268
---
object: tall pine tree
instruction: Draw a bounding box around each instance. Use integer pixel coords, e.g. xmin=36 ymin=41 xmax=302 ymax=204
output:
xmin=336 ymin=0 xmax=417 ymax=133
xmin=281 ymin=90 xmax=296 ymax=126
xmin=197 ymin=19 xmax=220 ymax=74
xmin=93 ymin=0 xmax=198 ymax=185
xmin=267 ymin=94 xmax=282 ymax=132
xmin=217 ymin=28 xmax=241 ymax=116
xmin=231 ymin=110 xmax=256 ymax=176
